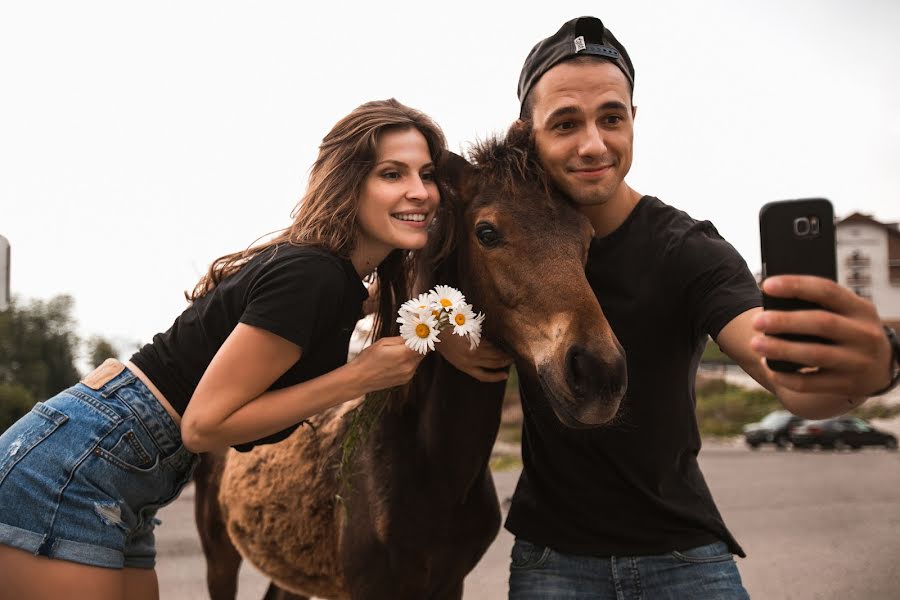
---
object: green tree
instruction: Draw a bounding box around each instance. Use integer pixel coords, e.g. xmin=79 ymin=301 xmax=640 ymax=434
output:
xmin=0 ymin=295 xmax=81 ymax=431
xmin=86 ymin=335 xmax=119 ymax=368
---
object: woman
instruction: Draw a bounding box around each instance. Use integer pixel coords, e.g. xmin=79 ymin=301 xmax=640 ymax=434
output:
xmin=0 ymin=98 xmax=446 ymax=600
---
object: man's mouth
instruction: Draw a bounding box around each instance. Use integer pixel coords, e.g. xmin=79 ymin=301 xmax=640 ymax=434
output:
xmin=570 ymin=165 xmax=612 ymax=178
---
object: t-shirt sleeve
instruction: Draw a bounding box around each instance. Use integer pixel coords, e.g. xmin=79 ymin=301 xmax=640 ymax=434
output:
xmin=239 ymin=254 xmax=346 ymax=350
xmin=671 ymin=221 xmax=762 ymax=339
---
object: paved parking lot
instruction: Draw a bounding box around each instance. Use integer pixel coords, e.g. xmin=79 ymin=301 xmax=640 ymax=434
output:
xmin=157 ymin=444 xmax=900 ymax=599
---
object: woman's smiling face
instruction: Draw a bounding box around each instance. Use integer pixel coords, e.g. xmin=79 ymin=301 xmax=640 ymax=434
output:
xmin=354 ymin=127 xmax=440 ymax=264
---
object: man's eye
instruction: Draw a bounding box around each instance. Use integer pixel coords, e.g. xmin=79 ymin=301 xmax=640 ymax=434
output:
xmin=602 ymin=115 xmax=623 ymax=126
xmin=554 ymin=121 xmax=576 ymax=132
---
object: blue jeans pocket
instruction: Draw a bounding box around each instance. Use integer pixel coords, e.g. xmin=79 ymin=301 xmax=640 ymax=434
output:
xmin=95 ymin=429 xmax=160 ymax=473
xmin=511 ymin=539 xmax=552 ymax=570
xmin=0 ymin=402 xmax=69 ymax=484
xmin=671 ymin=542 xmax=734 ymax=564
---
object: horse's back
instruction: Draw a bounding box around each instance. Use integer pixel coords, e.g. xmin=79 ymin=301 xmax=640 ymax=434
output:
xmin=218 ymin=401 xmax=359 ymax=599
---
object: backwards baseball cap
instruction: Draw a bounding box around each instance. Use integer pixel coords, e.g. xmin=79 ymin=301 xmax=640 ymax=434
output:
xmin=518 ymin=16 xmax=635 ymax=116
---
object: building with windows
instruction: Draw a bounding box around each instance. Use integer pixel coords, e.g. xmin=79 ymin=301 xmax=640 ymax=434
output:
xmin=835 ymin=213 xmax=900 ymax=329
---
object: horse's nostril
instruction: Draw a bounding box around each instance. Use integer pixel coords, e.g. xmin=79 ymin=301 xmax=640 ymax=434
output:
xmin=565 ymin=345 xmax=594 ymax=396
xmin=565 ymin=345 xmax=628 ymax=401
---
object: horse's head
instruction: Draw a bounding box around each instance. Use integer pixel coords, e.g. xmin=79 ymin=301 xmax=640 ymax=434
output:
xmin=429 ymin=122 xmax=627 ymax=428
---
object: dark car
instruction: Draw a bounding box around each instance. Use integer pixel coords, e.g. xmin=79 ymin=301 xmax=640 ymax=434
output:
xmin=790 ymin=416 xmax=898 ymax=451
xmin=743 ymin=410 xmax=804 ymax=449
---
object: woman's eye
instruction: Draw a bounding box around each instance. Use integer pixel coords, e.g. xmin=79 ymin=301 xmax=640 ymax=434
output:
xmin=475 ymin=223 xmax=501 ymax=247
xmin=381 ymin=171 xmax=401 ymax=181
xmin=421 ymin=171 xmax=436 ymax=182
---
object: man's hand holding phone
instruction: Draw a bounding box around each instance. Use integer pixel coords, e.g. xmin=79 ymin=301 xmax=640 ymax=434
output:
xmin=750 ymin=274 xmax=894 ymax=398
xmin=753 ymin=198 xmax=896 ymax=401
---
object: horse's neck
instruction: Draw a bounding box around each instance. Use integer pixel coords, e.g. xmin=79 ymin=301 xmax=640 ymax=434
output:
xmin=384 ymin=242 xmax=503 ymax=498
xmin=378 ymin=355 xmax=505 ymax=501
xmin=423 ymin=354 xmax=504 ymax=472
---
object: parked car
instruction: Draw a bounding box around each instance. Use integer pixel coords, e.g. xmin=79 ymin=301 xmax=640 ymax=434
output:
xmin=743 ymin=410 xmax=804 ymax=449
xmin=790 ymin=416 xmax=898 ymax=451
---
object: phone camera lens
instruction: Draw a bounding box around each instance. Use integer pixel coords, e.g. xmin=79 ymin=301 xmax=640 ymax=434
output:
xmin=793 ymin=217 xmax=811 ymax=237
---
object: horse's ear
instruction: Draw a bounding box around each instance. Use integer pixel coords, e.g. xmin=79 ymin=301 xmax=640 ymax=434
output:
xmin=505 ymin=119 xmax=534 ymax=150
xmin=438 ymin=151 xmax=474 ymax=203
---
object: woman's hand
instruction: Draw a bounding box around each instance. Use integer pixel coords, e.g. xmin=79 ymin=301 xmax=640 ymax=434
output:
xmin=348 ymin=336 xmax=426 ymax=394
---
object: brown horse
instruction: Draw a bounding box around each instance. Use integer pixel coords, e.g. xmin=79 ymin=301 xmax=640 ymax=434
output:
xmin=193 ymin=122 xmax=628 ymax=600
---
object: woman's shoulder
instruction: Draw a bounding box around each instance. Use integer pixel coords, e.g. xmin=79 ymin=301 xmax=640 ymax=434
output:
xmin=251 ymin=244 xmax=365 ymax=299
xmin=255 ymin=244 xmax=348 ymax=276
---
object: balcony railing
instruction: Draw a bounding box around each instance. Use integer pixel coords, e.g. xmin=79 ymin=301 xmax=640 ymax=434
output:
xmin=846 ymin=274 xmax=872 ymax=285
xmin=845 ymin=256 xmax=871 ymax=267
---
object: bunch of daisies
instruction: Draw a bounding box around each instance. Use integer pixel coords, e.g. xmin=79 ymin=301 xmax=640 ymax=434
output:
xmin=397 ymin=285 xmax=485 ymax=354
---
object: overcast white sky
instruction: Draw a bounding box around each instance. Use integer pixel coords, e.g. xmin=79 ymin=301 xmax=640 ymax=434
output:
xmin=2 ymin=0 xmax=899 ymax=358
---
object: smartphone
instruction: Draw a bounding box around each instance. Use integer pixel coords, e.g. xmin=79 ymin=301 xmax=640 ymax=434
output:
xmin=758 ymin=198 xmax=837 ymax=373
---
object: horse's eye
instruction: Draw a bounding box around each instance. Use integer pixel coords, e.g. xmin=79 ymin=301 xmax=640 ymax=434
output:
xmin=475 ymin=223 xmax=501 ymax=247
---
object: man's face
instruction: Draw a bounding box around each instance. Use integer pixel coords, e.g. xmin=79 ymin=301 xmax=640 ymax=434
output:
xmin=530 ymin=60 xmax=636 ymax=207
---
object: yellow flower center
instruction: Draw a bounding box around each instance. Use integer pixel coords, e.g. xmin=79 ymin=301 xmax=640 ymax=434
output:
xmin=440 ymin=298 xmax=453 ymax=307
xmin=415 ymin=323 xmax=431 ymax=339
xmin=455 ymin=313 xmax=466 ymax=326
xmin=432 ymin=310 xmax=440 ymax=317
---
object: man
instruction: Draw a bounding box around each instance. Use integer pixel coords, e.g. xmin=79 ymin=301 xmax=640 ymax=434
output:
xmin=439 ymin=15 xmax=900 ymax=599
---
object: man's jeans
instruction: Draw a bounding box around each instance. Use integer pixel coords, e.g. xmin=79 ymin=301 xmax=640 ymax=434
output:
xmin=508 ymin=538 xmax=750 ymax=599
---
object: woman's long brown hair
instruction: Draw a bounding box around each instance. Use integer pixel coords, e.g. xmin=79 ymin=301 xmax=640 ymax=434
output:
xmin=187 ymin=98 xmax=448 ymax=341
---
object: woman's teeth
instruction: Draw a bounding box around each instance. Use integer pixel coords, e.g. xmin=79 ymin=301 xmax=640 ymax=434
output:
xmin=393 ymin=213 xmax=426 ymax=222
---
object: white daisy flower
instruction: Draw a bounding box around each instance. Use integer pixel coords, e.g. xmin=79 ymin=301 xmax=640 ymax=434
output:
xmin=397 ymin=310 xmax=441 ymax=355
xmin=466 ymin=311 xmax=486 ymax=350
xmin=399 ymin=292 xmax=434 ymax=318
xmin=429 ymin=285 xmax=466 ymax=313
xmin=449 ymin=302 xmax=478 ymax=337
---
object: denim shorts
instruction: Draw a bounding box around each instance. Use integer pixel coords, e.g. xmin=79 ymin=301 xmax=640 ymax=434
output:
xmin=509 ymin=538 xmax=750 ymax=599
xmin=0 ymin=359 xmax=198 ymax=569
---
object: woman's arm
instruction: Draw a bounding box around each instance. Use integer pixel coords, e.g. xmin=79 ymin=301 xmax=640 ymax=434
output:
xmin=181 ymin=323 xmax=422 ymax=452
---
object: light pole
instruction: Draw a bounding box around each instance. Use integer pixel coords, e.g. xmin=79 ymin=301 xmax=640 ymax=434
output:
xmin=0 ymin=234 xmax=9 ymax=311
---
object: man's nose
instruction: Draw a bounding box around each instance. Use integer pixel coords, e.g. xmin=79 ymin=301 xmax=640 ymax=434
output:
xmin=578 ymin=124 xmax=608 ymax=158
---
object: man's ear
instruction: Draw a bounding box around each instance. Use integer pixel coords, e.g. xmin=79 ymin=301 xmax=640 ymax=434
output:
xmin=632 ymin=105 xmax=638 ymax=120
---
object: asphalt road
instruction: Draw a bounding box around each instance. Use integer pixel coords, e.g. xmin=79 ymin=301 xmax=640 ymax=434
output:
xmin=156 ymin=445 xmax=900 ymax=599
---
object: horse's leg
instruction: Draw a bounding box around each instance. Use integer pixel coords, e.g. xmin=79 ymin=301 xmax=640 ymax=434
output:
xmin=193 ymin=452 xmax=243 ymax=600
xmin=262 ymin=583 xmax=309 ymax=600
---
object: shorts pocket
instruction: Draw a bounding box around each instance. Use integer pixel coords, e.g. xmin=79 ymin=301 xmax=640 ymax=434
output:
xmin=510 ymin=539 xmax=552 ymax=570
xmin=95 ymin=429 xmax=161 ymax=474
xmin=0 ymin=402 xmax=69 ymax=484
xmin=671 ymin=542 xmax=734 ymax=564
xmin=103 ymin=430 xmax=156 ymax=470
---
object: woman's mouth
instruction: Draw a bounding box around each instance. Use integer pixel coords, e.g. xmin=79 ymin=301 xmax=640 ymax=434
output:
xmin=392 ymin=212 xmax=429 ymax=227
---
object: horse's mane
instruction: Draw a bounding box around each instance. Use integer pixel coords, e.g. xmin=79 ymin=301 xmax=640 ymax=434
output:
xmin=415 ymin=121 xmax=549 ymax=290
xmin=467 ymin=121 xmax=548 ymax=195
xmin=385 ymin=122 xmax=549 ymax=409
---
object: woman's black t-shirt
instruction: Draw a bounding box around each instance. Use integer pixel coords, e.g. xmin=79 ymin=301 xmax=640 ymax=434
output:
xmin=130 ymin=244 xmax=368 ymax=451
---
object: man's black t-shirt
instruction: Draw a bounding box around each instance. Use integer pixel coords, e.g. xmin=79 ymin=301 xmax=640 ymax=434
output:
xmin=130 ymin=244 xmax=368 ymax=451
xmin=505 ymin=197 xmax=761 ymax=557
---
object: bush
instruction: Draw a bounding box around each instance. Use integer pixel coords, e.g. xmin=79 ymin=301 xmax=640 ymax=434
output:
xmin=700 ymin=339 xmax=735 ymax=365
xmin=695 ymin=378 xmax=780 ymax=437
xmin=0 ymin=383 xmax=36 ymax=434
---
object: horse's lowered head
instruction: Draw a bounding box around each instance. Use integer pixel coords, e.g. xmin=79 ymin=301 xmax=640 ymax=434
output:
xmin=437 ymin=122 xmax=627 ymax=428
